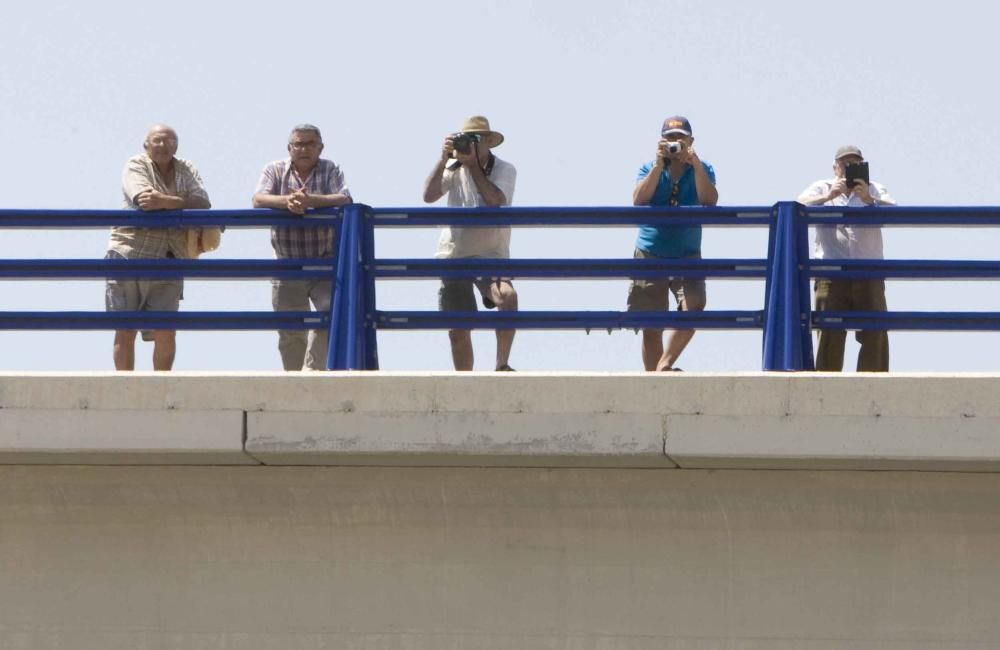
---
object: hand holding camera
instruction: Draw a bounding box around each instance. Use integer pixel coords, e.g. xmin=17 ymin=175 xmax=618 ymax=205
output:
xmin=844 ymin=161 xmax=871 ymax=197
xmin=441 ymin=135 xmax=456 ymax=161
xmin=655 ymin=138 xmax=680 ymax=166
xmin=450 ymin=131 xmax=481 ymax=165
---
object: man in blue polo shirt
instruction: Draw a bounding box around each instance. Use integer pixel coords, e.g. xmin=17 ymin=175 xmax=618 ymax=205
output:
xmin=628 ymin=116 xmax=718 ymax=371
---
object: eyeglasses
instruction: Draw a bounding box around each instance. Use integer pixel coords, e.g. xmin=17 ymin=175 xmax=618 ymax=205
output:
xmin=289 ymin=141 xmax=321 ymax=150
xmin=669 ymin=183 xmax=680 ymax=207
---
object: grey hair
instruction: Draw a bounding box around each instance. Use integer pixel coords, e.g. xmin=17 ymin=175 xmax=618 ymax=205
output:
xmin=289 ymin=124 xmax=322 ymax=143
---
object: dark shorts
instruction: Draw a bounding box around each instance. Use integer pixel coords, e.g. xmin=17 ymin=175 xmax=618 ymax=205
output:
xmin=439 ymin=278 xmax=513 ymax=311
xmin=626 ymin=249 xmax=707 ymax=312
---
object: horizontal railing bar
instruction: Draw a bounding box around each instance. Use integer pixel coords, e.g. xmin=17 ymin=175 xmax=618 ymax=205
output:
xmin=0 ymin=311 xmax=328 ymax=331
xmin=374 ymin=310 xmax=763 ymax=331
xmin=813 ymin=311 xmax=1000 ymax=331
xmin=805 ymin=205 xmax=1000 ymax=226
xmin=372 ymin=258 xmax=768 ymax=279
xmin=809 ymin=259 xmax=1000 ymax=280
xmin=0 ymin=259 xmax=336 ymax=280
xmin=371 ymin=205 xmax=773 ymax=227
xmin=0 ymin=208 xmax=342 ymax=229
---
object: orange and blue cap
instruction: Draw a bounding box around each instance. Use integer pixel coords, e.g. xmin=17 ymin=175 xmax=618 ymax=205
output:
xmin=661 ymin=116 xmax=692 ymax=137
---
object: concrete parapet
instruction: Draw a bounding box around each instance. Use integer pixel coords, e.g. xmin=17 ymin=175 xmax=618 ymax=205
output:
xmin=2 ymin=372 xmax=1000 ymax=470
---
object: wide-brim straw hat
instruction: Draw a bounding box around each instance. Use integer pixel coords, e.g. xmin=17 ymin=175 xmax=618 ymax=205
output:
xmin=459 ymin=115 xmax=504 ymax=148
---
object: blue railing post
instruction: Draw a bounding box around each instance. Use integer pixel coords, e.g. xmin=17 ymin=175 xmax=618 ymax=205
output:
xmin=325 ymin=210 xmax=348 ymax=371
xmin=794 ymin=202 xmax=815 ymax=370
xmin=326 ymin=204 xmax=363 ymax=370
xmin=761 ymin=201 xmax=813 ymax=370
xmin=361 ymin=205 xmax=379 ymax=370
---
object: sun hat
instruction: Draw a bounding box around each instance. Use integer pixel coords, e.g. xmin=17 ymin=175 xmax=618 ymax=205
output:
xmin=458 ymin=115 xmax=504 ymax=148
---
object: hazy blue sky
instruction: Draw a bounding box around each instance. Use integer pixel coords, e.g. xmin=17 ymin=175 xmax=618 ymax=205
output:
xmin=2 ymin=0 xmax=999 ymax=371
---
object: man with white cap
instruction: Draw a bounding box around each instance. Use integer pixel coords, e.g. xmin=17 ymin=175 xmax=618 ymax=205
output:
xmin=423 ymin=115 xmax=518 ymax=371
xmin=797 ymin=145 xmax=896 ymax=371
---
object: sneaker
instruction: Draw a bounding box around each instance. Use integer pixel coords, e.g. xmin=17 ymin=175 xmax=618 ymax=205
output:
xmin=497 ymin=364 xmax=516 ymax=372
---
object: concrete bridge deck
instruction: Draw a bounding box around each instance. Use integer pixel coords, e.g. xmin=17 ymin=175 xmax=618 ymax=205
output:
xmin=2 ymin=373 xmax=999 ymax=649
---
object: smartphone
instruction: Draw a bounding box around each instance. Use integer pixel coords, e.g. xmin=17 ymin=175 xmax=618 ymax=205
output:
xmin=845 ymin=161 xmax=870 ymax=188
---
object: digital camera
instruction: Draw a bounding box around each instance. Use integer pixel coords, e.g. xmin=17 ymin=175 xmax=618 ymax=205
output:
xmin=666 ymin=141 xmax=684 ymax=154
xmin=452 ymin=132 xmax=481 ymax=155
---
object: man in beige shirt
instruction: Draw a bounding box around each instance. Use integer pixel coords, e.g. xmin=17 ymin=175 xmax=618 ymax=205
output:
xmin=107 ymin=124 xmax=211 ymax=370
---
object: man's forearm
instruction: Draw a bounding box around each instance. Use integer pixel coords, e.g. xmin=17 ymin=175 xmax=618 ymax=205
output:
xmin=308 ymin=193 xmax=351 ymax=208
xmin=467 ymin=165 xmax=506 ymax=206
xmin=183 ymin=195 xmax=211 ymax=209
xmin=423 ymin=160 xmax=448 ymax=203
xmin=797 ymin=193 xmax=829 ymax=206
xmin=692 ymin=165 xmax=718 ymax=206
xmin=253 ymin=193 xmax=288 ymax=210
xmin=632 ymin=166 xmax=662 ymax=205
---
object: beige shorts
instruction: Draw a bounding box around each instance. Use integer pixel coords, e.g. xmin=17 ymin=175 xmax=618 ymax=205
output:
xmin=626 ymin=249 xmax=706 ymax=312
xmin=104 ymin=251 xmax=182 ymax=313
xmin=439 ymin=278 xmax=513 ymax=311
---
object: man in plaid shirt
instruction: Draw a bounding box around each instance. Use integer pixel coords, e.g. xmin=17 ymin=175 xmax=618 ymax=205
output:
xmin=107 ymin=124 xmax=211 ymax=371
xmin=253 ymin=124 xmax=353 ymax=370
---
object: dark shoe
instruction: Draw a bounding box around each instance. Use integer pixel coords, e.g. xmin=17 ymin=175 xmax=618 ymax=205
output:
xmin=659 ymin=366 xmax=683 ymax=372
xmin=497 ymin=364 xmax=516 ymax=371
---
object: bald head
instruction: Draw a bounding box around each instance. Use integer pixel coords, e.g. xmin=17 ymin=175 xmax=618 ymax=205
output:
xmin=143 ymin=124 xmax=179 ymax=168
xmin=145 ymin=124 xmax=178 ymax=146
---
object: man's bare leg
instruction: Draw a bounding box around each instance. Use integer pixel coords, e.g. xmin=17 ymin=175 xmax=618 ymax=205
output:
xmin=656 ymin=329 xmax=695 ymax=370
xmin=491 ymin=281 xmax=518 ymax=370
xmin=113 ymin=330 xmax=138 ymax=371
xmin=641 ymin=329 xmax=663 ymax=371
xmin=449 ymin=330 xmax=474 ymax=371
xmin=152 ymin=330 xmax=176 ymax=371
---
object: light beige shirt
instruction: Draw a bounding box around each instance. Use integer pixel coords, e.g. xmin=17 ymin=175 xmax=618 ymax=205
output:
xmin=435 ymin=156 xmax=516 ymax=259
xmin=108 ymin=154 xmax=210 ymax=259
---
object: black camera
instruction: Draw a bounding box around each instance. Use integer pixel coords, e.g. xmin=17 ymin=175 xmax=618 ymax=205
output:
xmin=452 ymin=132 xmax=481 ymax=155
xmin=845 ymin=161 xmax=870 ymax=188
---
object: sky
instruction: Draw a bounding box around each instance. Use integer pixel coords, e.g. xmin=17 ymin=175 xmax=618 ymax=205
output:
xmin=1 ymin=0 xmax=999 ymax=372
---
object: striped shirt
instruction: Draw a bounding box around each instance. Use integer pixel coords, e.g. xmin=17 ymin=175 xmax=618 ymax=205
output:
xmin=109 ymin=154 xmax=210 ymax=259
xmin=254 ymin=158 xmax=352 ymax=259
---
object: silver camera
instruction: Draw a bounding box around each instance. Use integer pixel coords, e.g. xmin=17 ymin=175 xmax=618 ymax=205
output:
xmin=666 ymin=141 xmax=684 ymax=154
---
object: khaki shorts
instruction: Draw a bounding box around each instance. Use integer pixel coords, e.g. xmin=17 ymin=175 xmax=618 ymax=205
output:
xmin=439 ymin=278 xmax=512 ymax=311
xmin=104 ymin=250 xmax=183 ymax=313
xmin=626 ymin=249 xmax=706 ymax=312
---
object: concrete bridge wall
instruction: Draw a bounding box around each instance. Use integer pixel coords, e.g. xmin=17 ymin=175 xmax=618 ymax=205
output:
xmin=1 ymin=373 xmax=999 ymax=649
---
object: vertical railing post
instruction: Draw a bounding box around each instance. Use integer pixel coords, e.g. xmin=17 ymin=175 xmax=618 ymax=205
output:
xmin=343 ymin=204 xmax=363 ymax=370
xmin=326 ymin=205 xmax=363 ymax=370
xmin=795 ymin=203 xmax=815 ymax=370
xmin=361 ymin=206 xmax=379 ymax=370
xmin=325 ymin=211 xmax=349 ymax=370
xmin=762 ymin=201 xmax=813 ymax=370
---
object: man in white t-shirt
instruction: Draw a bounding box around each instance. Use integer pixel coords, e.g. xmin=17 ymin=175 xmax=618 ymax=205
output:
xmin=797 ymin=145 xmax=896 ymax=371
xmin=423 ymin=115 xmax=518 ymax=371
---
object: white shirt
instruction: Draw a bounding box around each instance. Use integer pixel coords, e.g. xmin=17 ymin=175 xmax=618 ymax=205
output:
xmin=435 ymin=156 xmax=517 ymax=259
xmin=800 ymin=179 xmax=895 ymax=260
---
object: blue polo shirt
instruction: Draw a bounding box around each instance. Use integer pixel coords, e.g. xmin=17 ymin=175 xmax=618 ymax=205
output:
xmin=634 ymin=160 xmax=716 ymax=258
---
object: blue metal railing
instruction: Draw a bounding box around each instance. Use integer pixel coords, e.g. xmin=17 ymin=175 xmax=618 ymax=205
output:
xmin=3 ymin=203 xmax=999 ymax=372
xmin=353 ymin=204 xmax=775 ymax=371
xmin=0 ymin=208 xmax=344 ymax=367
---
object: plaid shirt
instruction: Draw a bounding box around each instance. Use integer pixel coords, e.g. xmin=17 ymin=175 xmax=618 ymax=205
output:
xmin=109 ymin=154 xmax=210 ymax=259
xmin=254 ymin=158 xmax=352 ymax=259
